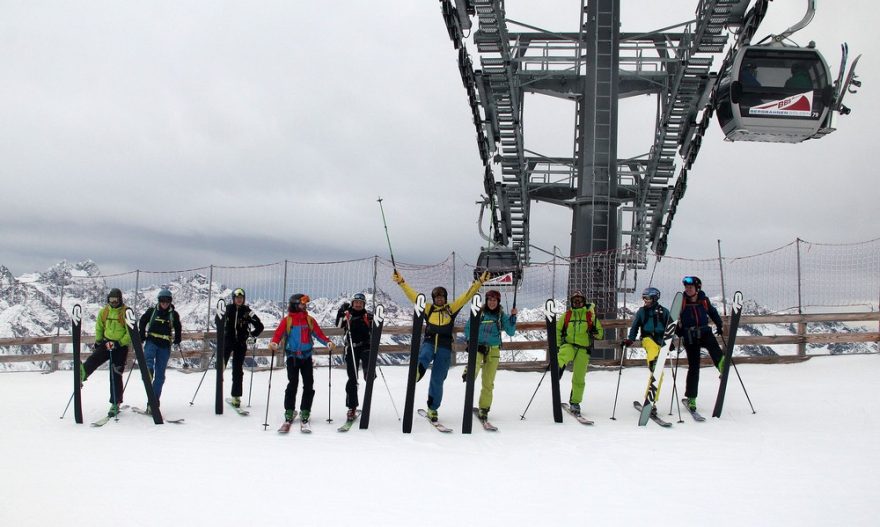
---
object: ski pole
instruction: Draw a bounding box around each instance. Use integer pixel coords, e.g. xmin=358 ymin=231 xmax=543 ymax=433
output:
xmin=176 ymin=344 xmax=190 ymax=369
xmin=377 ymin=197 xmax=397 ymax=269
xmin=730 ymin=357 xmax=757 ymax=414
xmin=109 ymin=344 xmax=119 ymax=422
xmin=122 ymin=356 xmax=135 ymax=392
xmin=189 ymin=354 xmax=213 ymax=406
xmin=610 ymin=343 xmax=627 ymax=420
xmin=262 ymin=346 xmax=276 ymax=430
xmin=377 ymin=364 xmax=401 ymax=421
xmin=520 ymin=364 xmax=550 ymax=420
xmin=60 ymin=391 xmax=75 ymax=419
xmin=719 ymin=335 xmax=756 ymax=414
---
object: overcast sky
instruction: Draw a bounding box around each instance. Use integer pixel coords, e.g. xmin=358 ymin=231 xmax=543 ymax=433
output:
xmin=1 ymin=1 xmax=876 ymax=276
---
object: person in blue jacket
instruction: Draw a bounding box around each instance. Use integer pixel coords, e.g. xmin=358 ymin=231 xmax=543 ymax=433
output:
xmin=676 ymin=276 xmax=724 ymax=412
xmin=463 ymin=289 xmax=517 ymax=423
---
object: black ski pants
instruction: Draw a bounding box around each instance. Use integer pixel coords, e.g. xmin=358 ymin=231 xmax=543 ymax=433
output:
xmin=84 ymin=343 xmax=129 ymax=405
xmin=224 ymin=339 xmax=248 ymax=398
xmin=344 ymin=343 xmax=371 ymax=409
xmin=284 ymin=356 xmax=315 ymax=412
xmin=682 ymin=328 xmax=723 ymax=399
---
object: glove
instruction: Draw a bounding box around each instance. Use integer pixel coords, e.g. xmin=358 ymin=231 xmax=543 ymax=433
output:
xmin=622 ymin=339 xmax=633 ymax=347
xmin=269 ymin=341 xmax=279 ymax=352
xmin=392 ymin=270 xmax=405 ymax=284
xmin=715 ymin=327 xmax=724 ymax=336
xmin=461 ymin=368 xmax=467 ymax=383
xmin=328 ymin=342 xmax=338 ymax=353
xmin=479 ymin=270 xmax=491 ymax=283
xmin=246 ymin=337 xmax=256 ymax=346
xmin=589 ymin=328 xmax=599 ymax=338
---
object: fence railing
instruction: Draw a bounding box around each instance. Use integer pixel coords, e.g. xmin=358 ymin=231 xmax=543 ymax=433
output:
xmin=3 ymin=312 xmax=877 ymax=371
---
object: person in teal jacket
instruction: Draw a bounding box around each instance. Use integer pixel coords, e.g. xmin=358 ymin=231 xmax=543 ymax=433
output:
xmin=556 ymin=290 xmax=604 ymax=416
xmin=81 ymin=288 xmax=132 ymax=417
xmin=463 ymin=289 xmax=517 ymax=422
xmin=623 ymin=287 xmax=673 ymax=416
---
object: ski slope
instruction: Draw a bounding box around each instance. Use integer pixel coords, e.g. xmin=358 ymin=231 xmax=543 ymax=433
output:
xmin=1 ymin=355 xmax=876 ymax=526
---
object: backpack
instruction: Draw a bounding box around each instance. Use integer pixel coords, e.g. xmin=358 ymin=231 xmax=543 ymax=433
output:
xmin=99 ymin=305 xmax=126 ymax=326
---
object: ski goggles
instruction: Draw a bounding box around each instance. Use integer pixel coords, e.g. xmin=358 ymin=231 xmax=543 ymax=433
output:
xmin=158 ymin=297 xmax=172 ymax=303
xmin=682 ymin=276 xmax=698 ymax=285
xmin=299 ymin=294 xmax=311 ymax=304
xmin=233 ymin=288 xmax=245 ymax=297
xmin=108 ymin=297 xmax=120 ymax=305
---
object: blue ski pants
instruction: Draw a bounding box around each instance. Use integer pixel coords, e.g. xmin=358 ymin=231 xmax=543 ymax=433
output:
xmin=144 ymin=340 xmax=171 ymax=401
xmin=419 ymin=340 xmax=452 ymax=411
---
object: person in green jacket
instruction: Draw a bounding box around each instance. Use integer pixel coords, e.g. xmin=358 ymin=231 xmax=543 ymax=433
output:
xmin=556 ymin=290 xmax=604 ymax=416
xmin=463 ymin=289 xmax=517 ymax=423
xmin=393 ymin=269 xmax=489 ymax=422
xmin=81 ymin=288 xmax=132 ymax=417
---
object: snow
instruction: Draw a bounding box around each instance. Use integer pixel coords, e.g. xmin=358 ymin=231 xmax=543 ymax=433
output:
xmin=1 ymin=355 xmax=877 ymax=526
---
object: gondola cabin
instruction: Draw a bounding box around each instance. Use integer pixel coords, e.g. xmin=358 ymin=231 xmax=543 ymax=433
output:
xmin=473 ymin=247 xmax=522 ymax=287
xmin=715 ymin=45 xmax=833 ymax=143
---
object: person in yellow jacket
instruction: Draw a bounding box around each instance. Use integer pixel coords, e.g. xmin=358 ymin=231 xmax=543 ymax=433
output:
xmin=392 ymin=269 xmax=489 ymax=422
xmin=81 ymin=288 xmax=132 ymax=417
xmin=556 ymin=290 xmax=604 ymax=416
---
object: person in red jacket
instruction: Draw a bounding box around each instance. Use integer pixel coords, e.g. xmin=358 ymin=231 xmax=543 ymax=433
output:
xmin=269 ymin=294 xmax=337 ymax=427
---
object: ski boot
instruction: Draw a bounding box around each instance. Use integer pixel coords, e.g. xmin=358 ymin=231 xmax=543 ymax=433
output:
xmin=569 ymin=403 xmax=581 ymax=416
xmin=107 ymin=403 xmax=120 ymax=417
xmin=477 ymin=408 xmax=489 ymax=422
xmin=231 ymin=396 xmax=241 ymax=408
xmin=687 ymin=397 xmax=697 ymax=412
xmin=284 ymin=409 xmax=295 ymax=423
xmin=346 ymin=407 xmax=357 ymax=421
xmin=300 ymin=410 xmax=310 ymax=424
xmin=426 ymin=409 xmax=439 ymax=423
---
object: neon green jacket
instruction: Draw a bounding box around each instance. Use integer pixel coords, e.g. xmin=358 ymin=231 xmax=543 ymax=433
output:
xmin=96 ymin=304 xmax=132 ymax=346
xmin=556 ymin=304 xmax=604 ymax=349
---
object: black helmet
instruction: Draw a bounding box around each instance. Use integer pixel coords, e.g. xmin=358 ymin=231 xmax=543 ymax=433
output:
xmin=352 ymin=293 xmax=367 ymax=304
xmin=288 ymin=293 xmax=310 ymax=312
xmin=107 ymin=288 xmax=123 ymax=305
xmin=233 ymin=288 xmax=246 ymax=299
xmin=431 ymin=286 xmax=448 ymax=300
xmin=682 ymin=276 xmax=702 ymax=289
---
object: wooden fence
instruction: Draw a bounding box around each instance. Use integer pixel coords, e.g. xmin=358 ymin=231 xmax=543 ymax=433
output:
xmin=2 ymin=312 xmax=877 ymax=371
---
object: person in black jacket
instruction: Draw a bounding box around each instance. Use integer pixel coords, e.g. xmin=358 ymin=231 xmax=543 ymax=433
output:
xmin=224 ymin=288 xmax=264 ymax=408
xmin=676 ymin=276 xmax=725 ymax=412
xmin=138 ymin=289 xmax=182 ymax=411
xmin=335 ymin=293 xmax=372 ymax=421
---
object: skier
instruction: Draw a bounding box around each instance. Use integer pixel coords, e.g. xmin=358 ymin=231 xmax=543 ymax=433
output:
xmin=335 ymin=293 xmax=372 ymax=422
xmin=677 ymin=276 xmax=725 ymax=412
xmin=269 ymin=294 xmax=337 ymax=427
xmin=556 ymin=290 xmax=604 ymax=416
xmin=137 ymin=289 xmax=182 ymax=413
xmin=623 ymin=287 xmax=673 ymax=416
xmin=81 ymin=288 xmax=131 ymax=417
xmin=392 ymin=269 xmax=489 ymax=423
xmin=223 ymin=288 xmax=264 ymax=409
xmin=462 ymin=289 xmax=517 ymax=423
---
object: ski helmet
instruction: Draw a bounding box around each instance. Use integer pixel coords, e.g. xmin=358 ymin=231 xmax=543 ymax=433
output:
xmin=233 ymin=288 xmax=246 ymax=299
xmin=431 ymin=286 xmax=448 ymax=300
xmin=682 ymin=276 xmax=702 ymax=289
xmin=570 ymin=290 xmax=586 ymax=304
xmin=288 ymin=293 xmax=310 ymax=312
xmin=352 ymin=293 xmax=367 ymax=304
xmin=485 ymin=290 xmax=501 ymax=301
xmin=157 ymin=289 xmax=173 ymax=302
xmin=107 ymin=288 xmax=123 ymax=305
xmin=641 ymin=287 xmax=660 ymax=302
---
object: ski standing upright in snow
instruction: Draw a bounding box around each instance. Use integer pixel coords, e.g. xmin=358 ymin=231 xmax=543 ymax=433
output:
xmin=214 ymin=299 xmax=226 ymax=415
xmin=713 ymin=291 xmax=744 ymax=418
xmin=359 ymin=304 xmax=385 ymax=430
xmin=637 ymin=292 xmax=683 ymax=427
xmin=71 ymin=304 xmax=84 ymax=424
xmin=544 ymin=299 xmax=564 ymax=423
xmin=401 ymin=294 xmax=426 ymax=434
xmin=461 ymin=293 xmax=482 ymax=434
xmin=125 ymin=308 xmax=164 ymax=425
